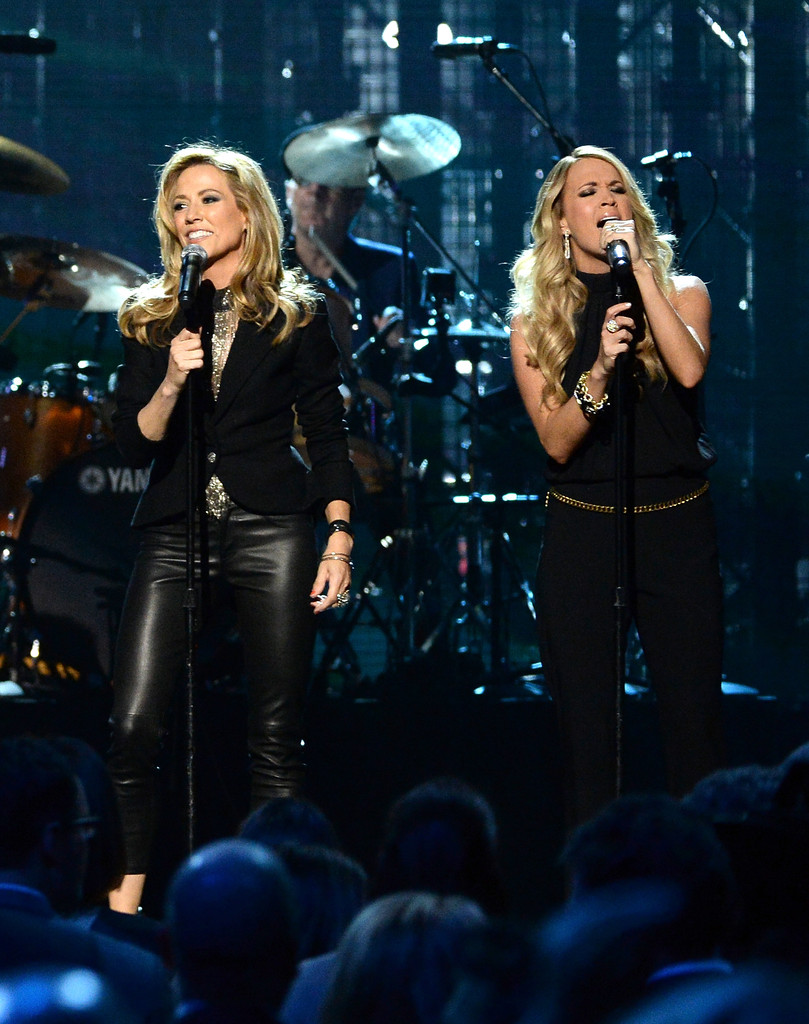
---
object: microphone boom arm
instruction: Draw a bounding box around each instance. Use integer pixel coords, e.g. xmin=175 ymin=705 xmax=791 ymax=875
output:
xmin=480 ymin=52 xmax=575 ymax=156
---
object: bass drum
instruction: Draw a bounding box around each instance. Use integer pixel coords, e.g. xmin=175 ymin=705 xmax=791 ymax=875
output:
xmin=0 ymin=367 xmax=110 ymax=538
xmin=17 ymin=443 xmax=149 ymax=683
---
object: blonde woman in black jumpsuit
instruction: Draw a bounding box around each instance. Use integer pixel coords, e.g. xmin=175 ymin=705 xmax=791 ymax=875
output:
xmin=510 ymin=146 xmax=724 ymax=831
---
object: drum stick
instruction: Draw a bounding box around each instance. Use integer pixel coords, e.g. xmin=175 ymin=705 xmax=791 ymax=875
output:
xmin=307 ymin=226 xmax=359 ymax=293
xmin=0 ymin=301 xmax=41 ymax=346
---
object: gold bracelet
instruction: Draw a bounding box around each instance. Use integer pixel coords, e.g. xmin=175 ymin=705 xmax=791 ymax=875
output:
xmin=573 ymin=370 xmax=610 ymax=419
xmin=320 ymin=552 xmax=354 ymax=568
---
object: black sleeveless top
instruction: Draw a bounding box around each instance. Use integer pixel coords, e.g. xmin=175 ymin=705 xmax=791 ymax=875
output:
xmin=545 ymin=270 xmax=716 ymax=506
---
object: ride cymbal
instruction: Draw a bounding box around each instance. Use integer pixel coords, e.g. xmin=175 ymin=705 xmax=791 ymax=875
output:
xmin=283 ymin=112 xmax=461 ymax=188
xmin=0 ymin=235 xmax=148 ymax=312
xmin=0 ymin=137 xmax=69 ymax=195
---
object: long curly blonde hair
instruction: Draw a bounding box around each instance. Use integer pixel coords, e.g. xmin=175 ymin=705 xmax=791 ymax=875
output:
xmin=509 ymin=146 xmax=676 ymax=405
xmin=119 ymin=143 xmax=318 ymax=346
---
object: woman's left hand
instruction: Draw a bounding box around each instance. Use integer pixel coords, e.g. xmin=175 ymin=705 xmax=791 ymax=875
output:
xmin=310 ymin=548 xmax=352 ymax=614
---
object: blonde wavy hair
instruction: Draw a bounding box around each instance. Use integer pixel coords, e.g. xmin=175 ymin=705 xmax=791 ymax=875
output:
xmin=119 ymin=143 xmax=318 ymax=346
xmin=509 ymin=146 xmax=676 ymax=406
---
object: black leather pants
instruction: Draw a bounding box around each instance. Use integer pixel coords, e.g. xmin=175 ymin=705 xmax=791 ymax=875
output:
xmin=107 ymin=508 xmax=317 ymax=873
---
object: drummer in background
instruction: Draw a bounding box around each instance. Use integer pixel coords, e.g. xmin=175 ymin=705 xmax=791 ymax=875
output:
xmin=281 ymin=133 xmax=421 ymax=386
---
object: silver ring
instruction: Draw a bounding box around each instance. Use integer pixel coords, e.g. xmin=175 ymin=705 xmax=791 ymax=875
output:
xmin=335 ymin=591 xmax=351 ymax=608
xmin=605 ymin=319 xmax=620 ymax=334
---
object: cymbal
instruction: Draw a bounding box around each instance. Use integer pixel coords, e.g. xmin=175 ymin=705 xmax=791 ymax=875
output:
xmin=0 ymin=137 xmax=69 ymax=195
xmin=419 ymin=321 xmax=508 ymax=346
xmin=283 ymin=113 xmax=461 ymax=188
xmin=0 ymin=235 xmax=148 ymax=312
xmin=448 ymin=320 xmax=508 ymax=343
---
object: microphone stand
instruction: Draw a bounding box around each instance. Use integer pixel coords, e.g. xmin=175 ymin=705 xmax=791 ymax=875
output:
xmin=478 ymin=51 xmax=575 ymax=157
xmin=180 ymin=292 xmax=205 ymax=856
xmin=654 ymin=157 xmax=687 ymax=247
xmin=611 ymin=266 xmax=632 ymax=798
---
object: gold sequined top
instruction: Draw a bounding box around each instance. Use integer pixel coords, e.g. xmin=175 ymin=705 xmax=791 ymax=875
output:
xmin=205 ymin=289 xmax=239 ymax=518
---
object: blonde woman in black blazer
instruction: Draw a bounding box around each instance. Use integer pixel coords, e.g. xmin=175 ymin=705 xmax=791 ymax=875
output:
xmin=108 ymin=144 xmax=354 ymax=915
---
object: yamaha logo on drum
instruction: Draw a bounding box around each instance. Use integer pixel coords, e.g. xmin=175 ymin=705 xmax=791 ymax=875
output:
xmin=78 ymin=462 xmax=150 ymax=496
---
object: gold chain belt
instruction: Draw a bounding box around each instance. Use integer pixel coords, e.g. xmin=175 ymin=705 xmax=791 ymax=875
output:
xmin=546 ymin=480 xmax=709 ymax=514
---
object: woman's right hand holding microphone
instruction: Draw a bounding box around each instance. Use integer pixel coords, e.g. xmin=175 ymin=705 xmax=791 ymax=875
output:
xmin=165 ymin=328 xmax=205 ymax=393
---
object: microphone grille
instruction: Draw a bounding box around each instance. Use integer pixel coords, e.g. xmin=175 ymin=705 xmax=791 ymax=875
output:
xmin=181 ymin=243 xmax=209 ymax=266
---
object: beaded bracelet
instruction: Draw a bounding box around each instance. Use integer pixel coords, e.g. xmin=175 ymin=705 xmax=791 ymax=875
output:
xmin=573 ymin=370 xmax=610 ymax=419
xmin=327 ymin=519 xmax=355 ymax=540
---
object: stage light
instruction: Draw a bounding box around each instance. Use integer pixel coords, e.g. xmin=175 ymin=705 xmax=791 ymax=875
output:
xmin=382 ymin=21 xmax=399 ymax=49
xmin=436 ymin=23 xmax=454 ymax=45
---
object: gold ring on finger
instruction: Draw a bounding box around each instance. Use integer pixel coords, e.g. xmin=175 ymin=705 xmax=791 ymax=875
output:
xmin=606 ymin=319 xmax=620 ymax=334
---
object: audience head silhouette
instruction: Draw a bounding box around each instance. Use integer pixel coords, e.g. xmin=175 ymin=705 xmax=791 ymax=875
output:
xmin=562 ymin=793 xmax=737 ymax=962
xmin=166 ymin=838 xmax=298 ymax=1017
xmin=320 ymin=891 xmax=486 ymax=1024
xmin=275 ymin=843 xmax=367 ymax=960
xmin=371 ymin=777 xmax=506 ymax=915
xmin=240 ymin=796 xmax=340 ymax=850
xmin=0 ymin=736 xmax=91 ymax=916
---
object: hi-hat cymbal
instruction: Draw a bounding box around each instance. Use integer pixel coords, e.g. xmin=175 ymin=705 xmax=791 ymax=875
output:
xmin=0 ymin=235 xmax=148 ymax=312
xmin=0 ymin=137 xmax=69 ymax=195
xmin=283 ymin=113 xmax=461 ymax=188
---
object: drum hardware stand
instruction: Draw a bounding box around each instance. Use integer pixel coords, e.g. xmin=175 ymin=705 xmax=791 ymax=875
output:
xmin=355 ymin=168 xmax=450 ymax=673
xmin=0 ymin=537 xmax=26 ymax=694
xmin=67 ymin=309 xmax=112 ymax=366
xmin=368 ymin=175 xmax=507 ymax=333
xmin=311 ymin=532 xmax=407 ymax=693
xmin=414 ymin=331 xmax=539 ymax=690
xmin=312 ymin=270 xmax=458 ymax=691
xmin=0 ymin=532 xmax=72 ymax=696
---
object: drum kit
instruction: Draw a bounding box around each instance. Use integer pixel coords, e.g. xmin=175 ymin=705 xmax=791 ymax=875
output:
xmin=0 ymin=136 xmax=150 ymax=692
xmin=284 ymin=112 xmax=539 ymax=692
xmin=0 ymin=110 xmax=538 ymax=696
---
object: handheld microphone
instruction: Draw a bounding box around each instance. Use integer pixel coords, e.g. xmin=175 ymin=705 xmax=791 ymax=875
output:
xmin=431 ymin=36 xmax=518 ymax=59
xmin=178 ymin=244 xmax=208 ymax=311
xmin=606 ymin=239 xmax=632 ymax=275
xmin=640 ymin=149 xmax=692 ymax=169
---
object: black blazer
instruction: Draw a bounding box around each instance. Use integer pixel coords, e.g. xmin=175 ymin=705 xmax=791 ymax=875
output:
xmin=113 ymin=295 xmax=354 ymax=527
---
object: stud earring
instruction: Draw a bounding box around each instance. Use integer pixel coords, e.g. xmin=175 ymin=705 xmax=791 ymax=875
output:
xmin=563 ymin=230 xmax=571 ymax=260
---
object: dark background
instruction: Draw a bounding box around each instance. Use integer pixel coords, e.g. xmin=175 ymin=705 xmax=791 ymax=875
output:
xmin=4 ymin=0 xmax=797 ymax=697
xmin=1 ymin=0 xmax=807 ymax=917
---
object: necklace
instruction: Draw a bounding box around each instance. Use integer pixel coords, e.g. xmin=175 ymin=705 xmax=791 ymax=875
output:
xmin=205 ymin=288 xmax=238 ymax=519
xmin=210 ymin=288 xmax=238 ymax=400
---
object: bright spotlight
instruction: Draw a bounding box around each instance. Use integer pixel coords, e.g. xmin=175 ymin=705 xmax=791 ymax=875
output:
xmin=382 ymin=20 xmax=399 ymax=49
xmin=436 ymin=23 xmax=454 ymax=44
